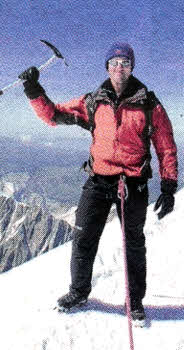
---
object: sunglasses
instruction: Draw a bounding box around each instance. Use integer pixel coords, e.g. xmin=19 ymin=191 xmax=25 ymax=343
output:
xmin=108 ymin=58 xmax=131 ymax=68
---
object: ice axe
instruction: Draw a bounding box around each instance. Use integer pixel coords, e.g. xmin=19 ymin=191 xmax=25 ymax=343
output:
xmin=0 ymin=40 xmax=69 ymax=96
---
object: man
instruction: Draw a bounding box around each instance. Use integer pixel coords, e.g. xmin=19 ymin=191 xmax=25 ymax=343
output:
xmin=19 ymin=42 xmax=178 ymax=324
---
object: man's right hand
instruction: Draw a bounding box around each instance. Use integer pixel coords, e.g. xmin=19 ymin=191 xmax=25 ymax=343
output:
xmin=18 ymin=66 xmax=40 ymax=83
xmin=18 ymin=67 xmax=45 ymax=99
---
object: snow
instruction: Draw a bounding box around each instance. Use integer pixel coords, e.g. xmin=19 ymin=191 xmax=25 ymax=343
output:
xmin=0 ymin=189 xmax=184 ymax=350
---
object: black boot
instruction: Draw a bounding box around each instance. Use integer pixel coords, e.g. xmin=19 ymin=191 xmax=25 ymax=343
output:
xmin=130 ymin=299 xmax=146 ymax=327
xmin=56 ymin=292 xmax=88 ymax=312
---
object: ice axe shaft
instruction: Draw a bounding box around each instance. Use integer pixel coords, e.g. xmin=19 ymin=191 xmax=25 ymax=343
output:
xmin=0 ymin=55 xmax=57 ymax=95
xmin=38 ymin=54 xmax=57 ymax=72
xmin=0 ymin=40 xmax=68 ymax=96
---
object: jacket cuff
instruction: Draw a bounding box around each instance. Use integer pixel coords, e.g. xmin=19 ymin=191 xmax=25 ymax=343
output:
xmin=161 ymin=179 xmax=177 ymax=194
xmin=23 ymin=81 xmax=45 ymax=99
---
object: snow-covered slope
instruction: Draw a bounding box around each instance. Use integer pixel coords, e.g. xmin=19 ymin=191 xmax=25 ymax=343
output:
xmin=0 ymin=189 xmax=184 ymax=350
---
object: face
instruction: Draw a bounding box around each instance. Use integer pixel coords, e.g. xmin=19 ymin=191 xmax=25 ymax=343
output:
xmin=108 ymin=57 xmax=132 ymax=85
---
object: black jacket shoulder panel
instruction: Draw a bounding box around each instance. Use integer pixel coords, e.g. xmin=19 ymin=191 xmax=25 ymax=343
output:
xmin=146 ymin=91 xmax=161 ymax=109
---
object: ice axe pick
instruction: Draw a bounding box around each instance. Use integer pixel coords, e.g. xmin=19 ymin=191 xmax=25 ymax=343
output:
xmin=0 ymin=40 xmax=69 ymax=96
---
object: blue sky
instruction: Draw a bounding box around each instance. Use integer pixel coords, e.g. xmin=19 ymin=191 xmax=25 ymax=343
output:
xmin=0 ymin=0 xmax=183 ymax=138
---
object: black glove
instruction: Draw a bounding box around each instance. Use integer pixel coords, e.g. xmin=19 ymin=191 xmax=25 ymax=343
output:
xmin=19 ymin=66 xmax=45 ymax=99
xmin=18 ymin=66 xmax=40 ymax=82
xmin=154 ymin=179 xmax=177 ymax=220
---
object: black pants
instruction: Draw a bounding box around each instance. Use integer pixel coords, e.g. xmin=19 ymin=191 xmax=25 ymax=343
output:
xmin=70 ymin=175 xmax=148 ymax=303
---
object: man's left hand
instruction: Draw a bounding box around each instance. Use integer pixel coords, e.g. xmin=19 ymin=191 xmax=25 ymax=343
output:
xmin=154 ymin=193 xmax=175 ymax=220
xmin=154 ymin=179 xmax=177 ymax=220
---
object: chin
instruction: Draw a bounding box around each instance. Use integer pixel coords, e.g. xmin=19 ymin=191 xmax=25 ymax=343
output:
xmin=115 ymin=75 xmax=128 ymax=83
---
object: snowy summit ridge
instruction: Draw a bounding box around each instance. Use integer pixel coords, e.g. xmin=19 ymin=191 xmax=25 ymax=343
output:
xmin=0 ymin=188 xmax=184 ymax=349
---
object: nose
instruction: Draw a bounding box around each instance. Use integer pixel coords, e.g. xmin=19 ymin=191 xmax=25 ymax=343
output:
xmin=117 ymin=62 xmax=123 ymax=67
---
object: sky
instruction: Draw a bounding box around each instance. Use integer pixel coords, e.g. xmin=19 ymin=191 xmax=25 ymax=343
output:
xmin=0 ymin=187 xmax=184 ymax=349
xmin=0 ymin=0 xmax=183 ymax=137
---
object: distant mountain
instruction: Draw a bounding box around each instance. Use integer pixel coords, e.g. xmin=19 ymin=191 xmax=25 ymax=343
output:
xmin=0 ymin=195 xmax=74 ymax=273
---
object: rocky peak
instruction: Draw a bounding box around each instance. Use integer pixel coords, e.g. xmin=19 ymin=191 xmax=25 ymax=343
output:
xmin=0 ymin=196 xmax=73 ymax=273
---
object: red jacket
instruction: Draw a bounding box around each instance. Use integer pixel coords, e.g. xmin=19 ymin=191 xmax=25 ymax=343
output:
xmin=29 ymin=76 xmax=178 ymax=180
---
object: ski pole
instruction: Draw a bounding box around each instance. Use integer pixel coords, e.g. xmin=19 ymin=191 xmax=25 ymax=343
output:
xmin=0 ymin=40 xmax=69 ymax=96
xmin=118 ymin=176 xmax=134 ymax=350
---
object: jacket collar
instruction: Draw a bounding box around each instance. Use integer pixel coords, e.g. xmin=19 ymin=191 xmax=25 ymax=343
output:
xmin=95 ymin=76 xmax=148 ymax=106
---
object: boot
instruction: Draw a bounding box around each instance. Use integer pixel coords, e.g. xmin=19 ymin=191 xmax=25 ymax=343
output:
xmin=56 ymin=292 xmax=88 ymax=312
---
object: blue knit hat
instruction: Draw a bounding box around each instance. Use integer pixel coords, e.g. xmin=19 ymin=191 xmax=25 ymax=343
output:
xmin=105 ymin=42 xmax=135 ymax=70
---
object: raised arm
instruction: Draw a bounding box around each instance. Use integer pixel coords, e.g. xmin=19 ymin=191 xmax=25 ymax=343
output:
xmin=19 ymin=66 xmax=89 ymax=129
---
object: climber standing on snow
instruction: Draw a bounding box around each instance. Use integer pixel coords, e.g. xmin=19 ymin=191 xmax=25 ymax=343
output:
xmin=19 ymin=42 xmax=178 ymax=324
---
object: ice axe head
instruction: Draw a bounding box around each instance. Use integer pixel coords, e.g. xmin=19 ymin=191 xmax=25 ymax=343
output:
xmin=40 ymin=40 xmax=63 ymax=58
xmin=40 ymin=40 xmax=69 ymax=66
